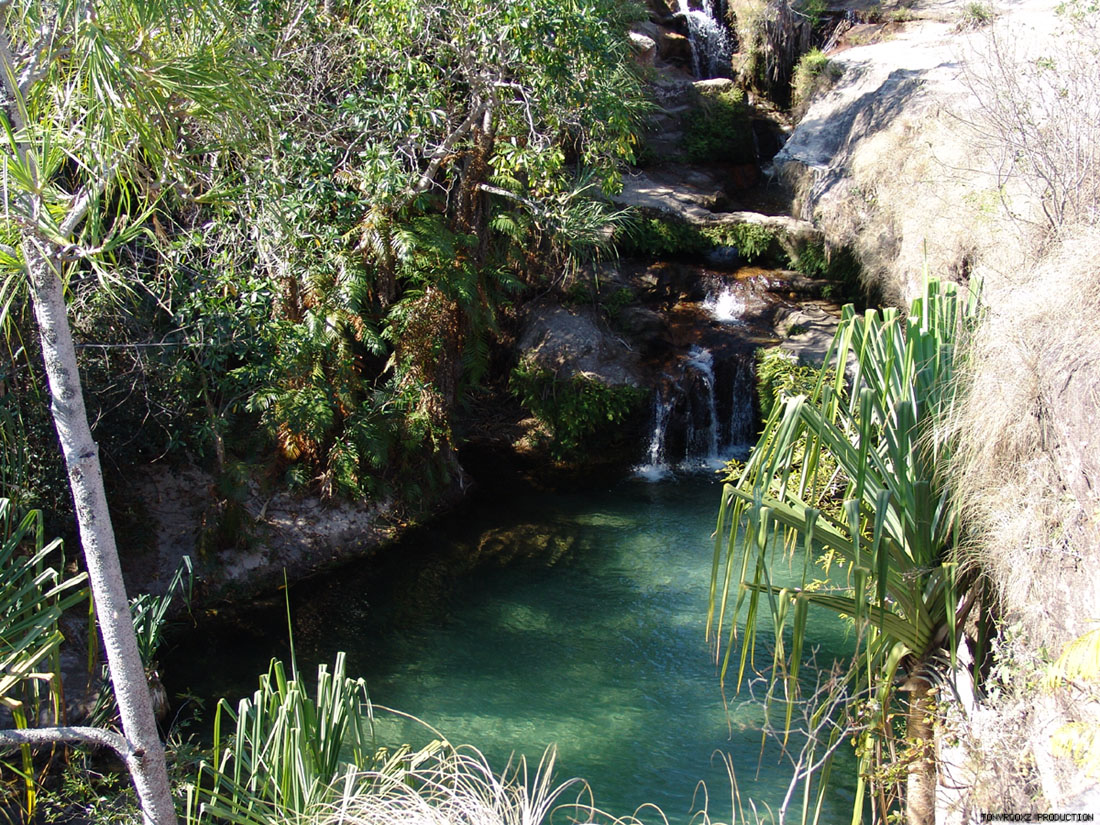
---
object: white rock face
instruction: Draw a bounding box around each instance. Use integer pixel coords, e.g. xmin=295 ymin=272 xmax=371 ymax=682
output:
xmin=777 ymin=0 xmax=1064 ymax=303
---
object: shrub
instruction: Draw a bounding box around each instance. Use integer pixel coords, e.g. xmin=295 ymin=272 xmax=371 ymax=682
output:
xmin=791 ymin=48 xmax=842 ymax=115
xmin=681 ymin=87 xmax=756 ymax=164
xmin=721 ymin=223 xmax=777 ymax=261
xmin=754 ymin=348 xmax=820 ymax=417
xmin=788 ymin=239 xmax=829 ymax=275
xmin=617 ymin=217 xmax=710 ymax=258
xmin=509 ymin=365 xmax=645 ymax=460
xmin=958 ymin=1 xmax=994 ymax=29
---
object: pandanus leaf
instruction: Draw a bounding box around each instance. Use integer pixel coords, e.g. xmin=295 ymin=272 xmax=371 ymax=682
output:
xmin=708 ymin=280 xmax=980 ymax=821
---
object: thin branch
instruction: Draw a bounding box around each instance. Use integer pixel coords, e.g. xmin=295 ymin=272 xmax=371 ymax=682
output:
xmin=0 ymin=725 xmax=139 ymax=772
xmin=410 ymin=100 xmax=488 ymax=196
xmin=477 ymin=183 xmax=540 ymax=213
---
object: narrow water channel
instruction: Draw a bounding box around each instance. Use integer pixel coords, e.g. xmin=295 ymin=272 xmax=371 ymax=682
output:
xmin=166 ymin=474 xmax=857 ymax=824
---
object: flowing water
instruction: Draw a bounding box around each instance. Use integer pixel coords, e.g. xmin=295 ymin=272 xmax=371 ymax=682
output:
xmin=166 ymin=476 xmax=857 ymax=824
xmin=676 ymin=0 xmax=733 ymax=78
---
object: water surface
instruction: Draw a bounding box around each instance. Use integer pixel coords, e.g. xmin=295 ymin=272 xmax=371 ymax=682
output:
xmin=169 ymin=475 xmax=856 ymax=824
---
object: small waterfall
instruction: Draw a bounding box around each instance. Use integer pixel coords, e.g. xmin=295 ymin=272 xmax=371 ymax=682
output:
xmin=702 ymin=284 xmax=746 ymax=323
xmin=636 ymin=396 xmax=675 ymax=481
xmin=685 ymin=347 xmax=720 ymax=464
xmin=676 ymin=0 xmax=732 ymax=78
xmin=719 ymin=352 xmax=756 ymax=448
xmin=635 ymin=347 xmax=756 ymax=479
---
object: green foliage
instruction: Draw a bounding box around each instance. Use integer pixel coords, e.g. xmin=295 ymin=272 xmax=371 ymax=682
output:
xmin=189 ymin=654 xmax=378 ymax=825
xmin=789 ymin=241 xmax=829 ymax=277
xmin=718 ymin=223 xmax=778 ymax=262
xmin=617 ymin=218 xmax=711 ymax=258
xmin=797 ymin=0 xmax=829 ymax=28
xmin=0 ymin=500 xmax=87 ymax=819
xmin=152 ymin=0 xmax=648 ymax=502
xmin=791 ymin=48 xmax=842 ymax=111
xmin=617 ymin=218 xmax=779 ymax=263
xmin=601 ymin=287 xmax=637 ymax=319
xmin=754 ymin=347 xmax=821 ymax=423
xmin=958 ymin=1 xmax=994 ymax=28
xmin=681 ymin=86 xmax=756 ymax=164
xmin=708 ymin=280 xmax=983 ymax=822
xmin=510 ymin=365 xmax=645 ymax=460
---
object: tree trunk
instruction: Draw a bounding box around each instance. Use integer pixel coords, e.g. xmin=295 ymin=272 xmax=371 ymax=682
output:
xmin=905 ymin=675 xmax=937 ymax=825
xmin=23 ymin=238 xmax=178 ymax=825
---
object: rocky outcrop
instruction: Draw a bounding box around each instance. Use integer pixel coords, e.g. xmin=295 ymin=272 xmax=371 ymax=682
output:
xmin=774 ymin=0 xmax=1062 ymax=303
xmin=616 ymin=166 xmax=820 ymax=242
xmin=516 ymin=304 xmax=645 ymax=388
xmin=777 ymin=0 xmax=1100 ymax=817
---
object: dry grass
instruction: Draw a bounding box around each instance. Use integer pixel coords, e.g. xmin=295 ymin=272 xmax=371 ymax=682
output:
xmin=949 ymin=227 xmax=1100 ymax=654
xmin=311 ymin=747 xmax=592 ymax=825
xmin=935 ymin=227 xmax=1100 ymax=812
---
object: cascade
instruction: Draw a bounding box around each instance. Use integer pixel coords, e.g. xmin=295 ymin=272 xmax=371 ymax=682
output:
xmin=685 ymin=347 xmax=720 ymax=463
xmin=635 ymin=346 xmax=756 ymax=478
xmin=636 ymin=395 xmax=675 ymax=481
xmin=702 ymin=283 xmax=747 ymax=323
xmin=676 ymin=0 xmax=732 ymax=79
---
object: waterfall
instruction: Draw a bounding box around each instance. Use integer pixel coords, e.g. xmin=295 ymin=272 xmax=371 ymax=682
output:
xmin=676 ymin=0 xmax=732 ymax=78
xmin=636 ymin=395 xmax=675 ymax=481
xmin=720 ymin=352 xmax=756 ymax=448
xmin=634 ymin=347 xmax=756 ymax=479
xmin=702 ymin=284 xmax=746 ymax=323
xmin=685 ymin=347 xmax=720 ymax=464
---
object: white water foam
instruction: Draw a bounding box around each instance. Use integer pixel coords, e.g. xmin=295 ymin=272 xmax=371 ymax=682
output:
xmin=702 ymin=285 xmax=746 ymax=323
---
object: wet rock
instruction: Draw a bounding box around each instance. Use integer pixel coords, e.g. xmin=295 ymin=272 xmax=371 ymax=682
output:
xmin=659 ymin=30 xmax=693 ymax=64
xmin=614 ymin=306 xmax=670 ymax=352
xmin=704 ymin=245 xmax=744 ymax=268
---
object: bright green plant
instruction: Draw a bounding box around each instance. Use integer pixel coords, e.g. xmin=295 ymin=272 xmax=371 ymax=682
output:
xmin=724 ymin=223 xmax=778 ymax=262
xmin=791 ymin=49 xmax=842 ymax=112
xmin=754 ymin=349 xmax=822 ymax=420
xmin=0 ymin=500 xmax=87 ymax=818
xmin=189 ymin=653 xmax=376 ymax=825
xmin=708 ymin=280 xmax=982 ymax=825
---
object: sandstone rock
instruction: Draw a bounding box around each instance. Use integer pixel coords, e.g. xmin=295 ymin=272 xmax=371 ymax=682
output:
xmin=693 ymin=77 xmax=737 ymax=94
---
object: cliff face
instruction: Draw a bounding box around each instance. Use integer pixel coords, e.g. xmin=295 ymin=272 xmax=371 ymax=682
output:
xmin=778 ymin=0 xmax=1100 ymax=814
xmin=778 ymin=0 xmax=1061 ymax=303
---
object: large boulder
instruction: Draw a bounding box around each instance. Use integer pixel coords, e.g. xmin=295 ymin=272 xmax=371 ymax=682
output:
xmin=516 ymin=304 xmax=644 ymax=388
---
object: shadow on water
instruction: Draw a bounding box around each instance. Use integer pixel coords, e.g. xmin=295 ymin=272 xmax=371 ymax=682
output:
xmin=163 ymin=474 xmax=858 ymax=825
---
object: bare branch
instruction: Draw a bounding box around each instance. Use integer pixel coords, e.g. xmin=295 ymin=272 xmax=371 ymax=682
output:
xmin=0 ymin=725 xmax=139 ymax=774
xmin=410 ymin=100 xmax=489 ymax=196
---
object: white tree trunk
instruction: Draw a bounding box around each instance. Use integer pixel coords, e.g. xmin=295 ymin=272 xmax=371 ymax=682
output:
xmin=24 ymin=238 xmax=178 ymax=825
